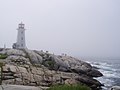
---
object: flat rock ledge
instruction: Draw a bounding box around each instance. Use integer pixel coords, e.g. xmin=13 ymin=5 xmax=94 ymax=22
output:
xmin=0 ymin=85 xmax=43 ymax=90
xmin=0 ymin=48 xmax=103 ymax=90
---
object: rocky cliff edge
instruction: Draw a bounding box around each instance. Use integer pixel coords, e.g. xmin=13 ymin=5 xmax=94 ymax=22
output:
xmin=0 ymin=48 xmax=103 ymax=90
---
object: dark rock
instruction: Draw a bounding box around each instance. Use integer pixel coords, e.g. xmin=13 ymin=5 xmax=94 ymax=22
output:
xmin=87 ymin=68 xmax=103 ymax=77
xmin=77 ymin=75 xmax=103 ymax=89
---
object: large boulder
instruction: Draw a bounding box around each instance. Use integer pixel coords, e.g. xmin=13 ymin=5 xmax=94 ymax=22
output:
xmin=86 ymin=68 xmax=103 ymax=77
xmin=23 ymin=49 xmax=43 ymax=64
xmin=4 ymin=49 xmax=26 ymax=56
xmin=6 ymin=55 xmax=30 ymax=65
xmin=56 ymin=56 xmax=103 ymax=77
xmin=77 ymin=75 xmax=103 ymax=89
xmin=49 ymin=55 xmax=70 ymax=71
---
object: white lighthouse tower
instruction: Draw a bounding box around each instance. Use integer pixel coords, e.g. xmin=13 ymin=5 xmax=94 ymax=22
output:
xmin=13 ymin=22 xmax=26 ymax=49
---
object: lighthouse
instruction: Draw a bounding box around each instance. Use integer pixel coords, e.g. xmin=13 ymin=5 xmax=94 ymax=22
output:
xmin=13 ymin=22 xmax=26 ymax=49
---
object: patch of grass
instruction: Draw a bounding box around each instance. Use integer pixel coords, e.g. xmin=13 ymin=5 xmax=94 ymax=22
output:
xmin=47 ymin=84 xmax=91 ymax=90
xmin=0 ymin=54 xmax=7 ymax=59
xmin=43 ymin=60 xmax=56 ymax=70
xmin=47 ymin=61 xmax=55 ymax=67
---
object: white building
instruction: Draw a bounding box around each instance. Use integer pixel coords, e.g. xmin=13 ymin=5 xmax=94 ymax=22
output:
xmin=13 ymin=22 xmax=26 ymax=49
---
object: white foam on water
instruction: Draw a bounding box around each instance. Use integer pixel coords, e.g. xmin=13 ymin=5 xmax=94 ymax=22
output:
xmin=87 ymin=60 xmax=120 ymax=90
xmin=96 ymin=76 xmax=114 ymax=86
xmin=100 ymin=69 xmax=120 ymax=78
xmin=87 ymin=61 xmax=120 ymax=78
xmin=102 ymin=86 xmax=108 ymax=90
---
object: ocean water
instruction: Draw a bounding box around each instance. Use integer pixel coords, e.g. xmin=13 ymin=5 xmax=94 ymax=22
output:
xmin=82 ymin=57 xmax=120 ymax=90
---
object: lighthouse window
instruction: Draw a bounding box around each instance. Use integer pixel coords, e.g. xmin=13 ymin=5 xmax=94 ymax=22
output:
xmin=21 ymin=44 xmax=23 ymax=47
xmin=21 ymin=37 xmax=23 ymax=40
xmin=21 ymin=31 xmax=23 ymax=34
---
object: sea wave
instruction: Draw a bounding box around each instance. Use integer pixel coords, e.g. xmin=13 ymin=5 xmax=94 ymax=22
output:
xmin=86 ymin=60 xmax=120 ymax=90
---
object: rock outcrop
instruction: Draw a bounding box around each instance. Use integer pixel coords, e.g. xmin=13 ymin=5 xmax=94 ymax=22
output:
xmin=0 ymin=48 xmax=103 ymax=90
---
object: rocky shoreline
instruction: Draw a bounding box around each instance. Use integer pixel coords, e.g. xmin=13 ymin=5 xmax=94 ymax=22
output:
xmin=0 ymin=48 xmax=103 ymax=90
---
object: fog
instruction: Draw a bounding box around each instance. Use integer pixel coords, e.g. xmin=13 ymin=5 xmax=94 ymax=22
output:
xmin=0 ymin=0 xmax=120 ymax=58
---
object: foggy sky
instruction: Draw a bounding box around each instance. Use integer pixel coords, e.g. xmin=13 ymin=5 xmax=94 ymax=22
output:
xmin=0 ymin=0 xmax=120 ymax=58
